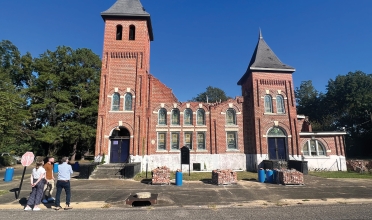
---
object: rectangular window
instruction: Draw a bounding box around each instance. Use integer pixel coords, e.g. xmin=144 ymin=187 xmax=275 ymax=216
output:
xmin=227 ymin=131 xmax=237 ymax=149
xmin=171 ymin=133 xmax=179 ymax=150
xmin=157 ymin=132 xmax=166 ymax=150
xmin=197 ymin=132 xmax=205 ymax=150
xmin=184 ymin=132 xmax=193 ymax=149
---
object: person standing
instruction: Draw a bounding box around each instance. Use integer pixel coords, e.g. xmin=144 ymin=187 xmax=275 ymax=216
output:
xmin=55 ymin=157 xmax=73 ymax=210
xmin=42 ymin=157 xmax=55 ymax=203
xmin=24 ymin=160 xmax=46 ymax=211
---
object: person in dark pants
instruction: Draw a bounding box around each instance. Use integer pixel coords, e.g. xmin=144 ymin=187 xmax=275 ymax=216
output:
xmin=24 ymin=160 xmax=46 ymax=211
xmin=54 ymin=157 xmax=73 ymax=210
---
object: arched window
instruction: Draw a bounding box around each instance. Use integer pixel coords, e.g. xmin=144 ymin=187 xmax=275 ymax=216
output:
xmin=116 ymin=25 xmax=123 ymax=40
xmin=264 ymin=95 xmax=273 ymax=113
xmin=112 ymin=92 xmax=120 ymax=111
xmin=303 ymin=140 xmax=326 ymax=156
xmin=184 ymin=108 xmax=193 ymax=125
xmin=124 ymin=93 xmax=132 ymax=111
xmin=197 ymin=109 xmax=205 ymax=125
xmin=158 ymin=108 xmax=167 ymax=125
xmin=171 ymin=109 xmax=180 ymax=125
xmin=276 ymin=95 xmax=285 ymax=113
xmin=129 ymin=25 xmax=135 ymax=40
xmin=226 ymin=108 xmax=236 ymax=125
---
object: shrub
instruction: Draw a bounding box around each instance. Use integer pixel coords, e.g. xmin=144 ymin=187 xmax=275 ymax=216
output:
xmin=0 ymin=156 xmax=16 ymax=166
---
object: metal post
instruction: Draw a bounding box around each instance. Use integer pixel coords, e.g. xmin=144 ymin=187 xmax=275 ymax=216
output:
xmin=16 ymin=167 xmax=27 ymax=199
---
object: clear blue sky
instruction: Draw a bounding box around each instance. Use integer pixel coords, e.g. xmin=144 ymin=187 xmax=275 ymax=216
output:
xmin=1 ymin=0 xmax=371 ymax=102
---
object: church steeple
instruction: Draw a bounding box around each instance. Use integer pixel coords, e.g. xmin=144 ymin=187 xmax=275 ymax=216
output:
xmin=238 ymin=30 xmax=295 ymax=85
xmin=101 ymin=0 xmax=153 ymax=41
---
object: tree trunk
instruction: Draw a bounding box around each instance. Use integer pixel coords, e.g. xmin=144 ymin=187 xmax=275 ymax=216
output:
xmin=70 ymin=140 xmax=77 ymax=162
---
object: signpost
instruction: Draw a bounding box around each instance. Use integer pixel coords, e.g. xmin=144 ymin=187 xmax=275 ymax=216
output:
xmin=16 ymin=152 xmax=35 ymax=199
xmin=180 ymin=146 xmax=190 ymax=176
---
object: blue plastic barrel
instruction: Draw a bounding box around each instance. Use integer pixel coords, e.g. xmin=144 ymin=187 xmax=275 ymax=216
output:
xmin=265 ymin=170 xmax=274 ymax=183
xmin=273 ymin=170 xmax=278 ymax=184
xmin=175 ymin=171 xmax=183 ymax=186
xmin=258 ymin=169 xmax=265 ymax=183
xmin=4 ymin=167 xmax=14 ymax=182
xmin=53 ymin=163 xmax=59 ymax=173
xmin=73 ymin=162 xmax=80 ymax=172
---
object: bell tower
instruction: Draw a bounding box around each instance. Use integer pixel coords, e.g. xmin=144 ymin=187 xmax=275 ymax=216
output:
xmin=238 ymin=30 xmax=299 ymax=170
xmin=95 ymin=0 xmax=153 ymax=163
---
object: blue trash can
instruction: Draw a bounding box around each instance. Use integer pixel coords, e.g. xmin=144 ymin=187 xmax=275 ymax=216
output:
xmin=175 ymin=171 xmax=183 ymax=186
xmin=265 ymin=170 xmax=274 ymax=183
xmin=53 ymin=163 xmax=59 ymax=173
xmin=4 ymin=167 xmax=14 ymax=182
xmin=73 ymin=162 xmax=80 ymax=172
xmin=258 ymin=169 xmax=265 ymax=183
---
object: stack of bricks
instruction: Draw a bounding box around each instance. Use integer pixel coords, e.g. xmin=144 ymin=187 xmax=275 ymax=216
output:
xmin=277 ymin=169 xmax=304 ymax=185
xmin=211 ymin=169 xmax=237 ymax=185
xmin=151 ymin=166 xmax=171 ymax=185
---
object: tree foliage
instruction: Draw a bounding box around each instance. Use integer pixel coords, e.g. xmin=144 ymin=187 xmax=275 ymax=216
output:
xmin=296 ymin=71 xmax=372 ymax=158
xmin=191 ymin=86 xmax=231 ymax=103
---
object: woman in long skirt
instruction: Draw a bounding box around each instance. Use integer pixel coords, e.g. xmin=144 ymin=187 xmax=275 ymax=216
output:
xmin=24 ymin=160 xmax=46 ymax=211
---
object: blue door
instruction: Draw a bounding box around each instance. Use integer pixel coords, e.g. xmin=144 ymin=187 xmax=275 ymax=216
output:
xmin=268 ymin=138 xmax=286 ymax=160
xmin=110 ymin=139 xmax=129 ymax=163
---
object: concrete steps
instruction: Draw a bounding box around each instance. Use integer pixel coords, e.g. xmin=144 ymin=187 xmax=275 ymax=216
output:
xmin=89 ymin=163 xmax=141 ymax=180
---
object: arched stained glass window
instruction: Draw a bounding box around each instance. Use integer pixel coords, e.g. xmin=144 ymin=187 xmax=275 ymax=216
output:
xmin=264 ymin=95 xmax=273 ymax=113
xmin=197 ymin=109 xmax=205 ymax=125
xmin=124 ymin=93 xmax=132 ymax=111
xmin=112 ymin=92 xmax=120 ymax=111
xmin=171 ymin=109 xmax=180 ymax=125
xmin=129 ymin=25 xmax=135 ymax=40
xmin=276 ymin=95 xmax=285 ymax=113
xmin=267 ymin=127 xmax=286 ymax=137
xmin=226 ymin=108 xmax=236 ymax=125
xmin=158 ymin=108 xmax=167 ymax=125
xmin=184 ymin=108 xmax=193 ymax=125
xmin=303 ymin=140 xmax=326 ymax=156
xmin=116 ymin=25 xmax=123 ymax=40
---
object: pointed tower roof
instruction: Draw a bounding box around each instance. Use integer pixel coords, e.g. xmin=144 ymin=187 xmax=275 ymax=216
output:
xmin=101 ymin=0 xmax=153 ymax=41
xmin=237 ymin=30 xmax=295 ymax=85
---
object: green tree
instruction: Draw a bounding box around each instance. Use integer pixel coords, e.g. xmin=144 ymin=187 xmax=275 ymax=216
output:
xmin=0 ymin=40 xmax=32 ymax=154
xmin=191 ymin=86 xmax=231 ymax=103
xmin=29 ymin=46 xmax=101 ymax=158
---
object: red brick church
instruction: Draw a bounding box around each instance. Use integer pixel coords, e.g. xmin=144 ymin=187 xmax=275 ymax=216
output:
xmin=95 ymin=0 xmax=347 ymax=171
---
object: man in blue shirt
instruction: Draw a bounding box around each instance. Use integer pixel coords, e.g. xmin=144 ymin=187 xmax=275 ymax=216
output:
xmin=55 ymin=157 xmax=73 ymax=210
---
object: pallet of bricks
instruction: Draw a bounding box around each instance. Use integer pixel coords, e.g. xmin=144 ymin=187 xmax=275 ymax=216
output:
xmin=211 ymin=169 xmax=237 ymax=185
xmin=152 ymin=166 xmax=170 ymax=185
xmin=277 ymin=169 xmax=304 ymax=185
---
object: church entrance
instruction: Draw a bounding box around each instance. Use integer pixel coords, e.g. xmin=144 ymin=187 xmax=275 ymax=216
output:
xmin=110 ymin=127 xmax=130 ymax=163
xmin=267 ymin=127 xmax=287 ymax=160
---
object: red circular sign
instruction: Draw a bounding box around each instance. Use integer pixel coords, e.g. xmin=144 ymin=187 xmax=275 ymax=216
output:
xmin=21 ymin=152 xmax=35 ymax=167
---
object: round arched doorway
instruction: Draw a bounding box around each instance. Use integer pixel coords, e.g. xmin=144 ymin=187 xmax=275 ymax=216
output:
xmin=109 ymin=127 xmax=130 ymax=163
xmin=267 ymin=127 xmax=287 ymax=160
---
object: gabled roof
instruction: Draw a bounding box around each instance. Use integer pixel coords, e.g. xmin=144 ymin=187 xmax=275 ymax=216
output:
xmin=237 ymin=30 xmax=295 ymax=85
xmin=101 ymin=0 xmax=153 ymax=41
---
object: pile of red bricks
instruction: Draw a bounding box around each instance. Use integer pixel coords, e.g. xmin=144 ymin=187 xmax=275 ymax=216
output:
xmin=346 ymin=160 xmax=372 ymax=173
xmin=211 ymin=169 xmax=237 ymax=185
xmin=152 ymin=166 xmax=170 ymax=185
xmin=277 ymin=169 xmax=304 ymax=185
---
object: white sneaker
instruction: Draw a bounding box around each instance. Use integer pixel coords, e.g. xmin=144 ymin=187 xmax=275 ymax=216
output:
xmin=24 ymin=206 xmax=32 ymax=211
xmin=33 ymin=207 xmax=41 ymax=211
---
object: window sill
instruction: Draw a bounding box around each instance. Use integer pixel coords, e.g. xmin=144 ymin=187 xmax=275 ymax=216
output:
xmin=108 ymin=111 xmax=134 ymax=113
xmin=225 ymin=125 xmax=238 ymax=127
xmin=156 ymin=125 xmax=168 ymax=127
xmin=303 ymin=156 xmax=330 ymax=159
xmin=226 ymin=149 xmax=239 ymax=152
xmin=156 ymin=150 xmax=168 ymax=153
xmin=195 ymin=125 xmax=207 ymax=127
xmin=170 ymin=125 xmax=181 ymax=127
xmin=196 ymin=150 xmax=208 ymax=152
xmin=263 ymin=113 xmax=286 ymax=115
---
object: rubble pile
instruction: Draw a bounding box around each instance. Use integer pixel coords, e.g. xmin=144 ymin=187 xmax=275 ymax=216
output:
xmin=277 ymin=169 xmax=304 ymax=185
xmin=211 ymin=169 xmax=237 ymax=185
xmin=346 ymin=160 xmax=372 ymax=173
xmin=152 ymin=166 xmax=170 ymax=185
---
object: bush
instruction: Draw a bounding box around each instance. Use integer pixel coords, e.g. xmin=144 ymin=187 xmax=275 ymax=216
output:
xmin=0 ymin=156 xmax=16 ymax=166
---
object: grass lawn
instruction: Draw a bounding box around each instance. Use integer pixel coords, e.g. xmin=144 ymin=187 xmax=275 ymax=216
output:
xmin=0 ymin=190 xmax=8 ymax=196
xmin=134 ymin=171 xmax=258 ymax=182
xmin=310 ymin=171 xmax=372 ymax=179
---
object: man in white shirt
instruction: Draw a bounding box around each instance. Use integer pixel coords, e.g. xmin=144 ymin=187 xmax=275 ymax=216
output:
xmin=54 ymin=157 xmax=73 ymax=210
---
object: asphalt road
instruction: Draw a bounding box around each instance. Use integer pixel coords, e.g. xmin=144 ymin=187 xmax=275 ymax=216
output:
xmin=0 ymin=204 xmax=371 ymax=220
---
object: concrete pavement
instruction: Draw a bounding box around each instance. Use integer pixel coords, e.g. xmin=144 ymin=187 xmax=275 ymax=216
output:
xmin=1 ymin=169 xmax=372 ymax=210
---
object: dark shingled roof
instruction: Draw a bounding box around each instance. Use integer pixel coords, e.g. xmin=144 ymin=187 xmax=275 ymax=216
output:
xmin=237 ymin=30 xmax=295 ymax=85
xmin=101 ymin=0 xmax=153 ymax=41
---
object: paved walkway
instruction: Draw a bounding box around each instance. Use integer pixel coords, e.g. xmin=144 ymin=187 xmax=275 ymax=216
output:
xmin=1 ymin=171 xmax=372 ymax=210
